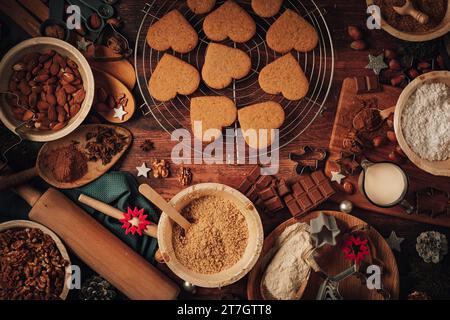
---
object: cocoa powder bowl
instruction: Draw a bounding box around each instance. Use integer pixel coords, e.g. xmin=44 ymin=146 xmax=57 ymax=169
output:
xmin=0 ymin=37 xmax=94 ymax=142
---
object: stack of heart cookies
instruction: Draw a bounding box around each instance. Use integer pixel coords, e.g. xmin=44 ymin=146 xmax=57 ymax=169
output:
xmin=145 ymin=0 xmax=319 ymax=149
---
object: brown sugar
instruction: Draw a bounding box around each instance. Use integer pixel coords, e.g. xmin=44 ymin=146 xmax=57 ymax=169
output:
xmin=42 ymin=143 xmax=88 ymax=182
xmin=374 ymin=0 xmax=447 ymax=32
xmin=172 ymin=195 xmax=249 ymax=274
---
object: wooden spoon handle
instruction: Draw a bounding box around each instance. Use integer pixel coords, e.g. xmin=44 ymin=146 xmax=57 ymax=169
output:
xmin=139 ymin=184 xmax=191 ymax=231
xmin=78 ymin=194 xmax=158 ymax=238
xmin=409 ymin=7 xmax=429 ymax=24
xmin=379 ymin=106 xmax=396 ymax=120
xmin=0 ymin=167 xmax=38 ymax=191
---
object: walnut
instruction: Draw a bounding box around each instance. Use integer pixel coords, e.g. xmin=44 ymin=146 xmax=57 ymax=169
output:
xmin=342 ymin=130 xmax=365 ymax=154
xmin=151 ymin=159 xmax=170 ymax=178
xmin=178 ymin=166 xmax=192 ymax=186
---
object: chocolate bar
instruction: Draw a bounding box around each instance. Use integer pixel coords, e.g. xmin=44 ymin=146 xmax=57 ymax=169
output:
xmin=283 ymin=171 xmax=336 ymax=217
xmin=355 ymin=75 xmax=381 ymax=94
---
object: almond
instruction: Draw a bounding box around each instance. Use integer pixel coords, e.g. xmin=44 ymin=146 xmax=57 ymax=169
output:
xmin=56 ymin=106 xmax=66 ymax=122
xmin=66 ymin=58 xmax=78 ymax=69
xmin=13 ymin=62 xmax=26 ymax=71
xmin=350 ymin=40 xmax=367 ymax=50
xmin=61 ymin=72 xmax=75 ymax=83
xmin=9 ymin=80 xmax=17 ymax=91
xmin=47 ymin=105 xmax=57 ymax=122
xmin=63 ymin=84 xmax=77 ymax=94
xmin=50 ymin=61 xmax=60 ymax=76
xmin=46 ymin=93 xmax=57 ymax=107
xmin=51 ymin=122 xmax=67 ymax=131
xmin=18 ymin=80 xmax=31 ymax=95
xmin=22 ymin=110 xmax=35 ymax=121
xmin=56 ymin=89 xmax=66 ymax=106
xmin=73 ymin=88 xmax=85 ymax=104
xmin=35 ymin=74 xmax=50 ymax=82
xmin=28 ymin=92 xmax=37 ymax=107
xmin=96 ymin=87 xmax=108 ymax=103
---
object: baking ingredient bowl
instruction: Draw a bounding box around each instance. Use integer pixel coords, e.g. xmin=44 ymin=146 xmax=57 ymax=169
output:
xmin=394 ymin=71 xmax=450 ymax=176
xmin=0 ymin=220 xmax=72 ymax=300
xmin=366 ymin=0 xmax=450 ymax=42
xmin=0 ymin=37 xmax=94 ymax=142
xmin=157 ymin=183 xmax=264 ymax=288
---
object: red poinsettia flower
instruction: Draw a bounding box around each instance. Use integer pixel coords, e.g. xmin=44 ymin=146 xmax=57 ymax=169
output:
xmin=120 ymin=207 xmax=151 ymax=236
xmin=342 ymin=235 xmax=370 ymax=265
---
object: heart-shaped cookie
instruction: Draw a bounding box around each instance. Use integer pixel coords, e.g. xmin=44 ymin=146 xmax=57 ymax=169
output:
xmin=238 ymin=101 xmax=285 ymax=149
xmin=251 ymin=0 xmax=283 ymax=18
xmin=187 ymin=0 xmax=216 ymax=14
xmin=146 ymin=9 xmax=198 ymax=53
xmin=190 ymin=96 xmax=237 ymax=141
xmin=149 ymin=54 xmax=200 ymax=102
xmin=203 ymin=0 xmax=256 ymax=43
xmin=202 ymin=43 xmax=252 ymax=89
xmin=259 ymin=53 xmax=309 ymax=100
xmin=267 ymin=9 xmax=318 ymax=53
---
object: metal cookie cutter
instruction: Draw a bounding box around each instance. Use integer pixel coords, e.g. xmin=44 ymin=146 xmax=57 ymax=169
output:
xmin=310 ymin=212 xmax=340 ymax=248
xmin=289 ymin=146 xmax=327 ymax=175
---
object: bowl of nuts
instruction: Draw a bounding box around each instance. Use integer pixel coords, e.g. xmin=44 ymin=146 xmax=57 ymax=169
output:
xmin=0 ymin=37 xmax=94 ymax=142
xmin=0 ymin=220 xmax=72 ymax=300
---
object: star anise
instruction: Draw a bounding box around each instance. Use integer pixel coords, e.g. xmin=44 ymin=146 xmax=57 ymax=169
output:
xmin=140 ymin=139 xmax=154 ymax=152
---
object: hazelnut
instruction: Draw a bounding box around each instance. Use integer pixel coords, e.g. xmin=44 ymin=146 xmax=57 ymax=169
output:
xmin=390 ymin=74 xmax=405 ymax=87
xmin=89 ymin=13 xmax=102 ymax=29
xmin=350 ymin=40 xmax=367 ymax=51
xmin=372 ymin=135 xmax=385 ymax=148
xmin=348 ymin=26 xmax=363 ymax=40
xmin=417 ymin=61 xmax=431 ymax=71
xmin=395 ymin=145 xmax=406 ymax=157
xmin=386 ymin=130 xmax=397 ymax=143
xmin=388 ymin=151 xmax=402 ymax=163
xmin=384 ymin=49 xmax=397 ymax=60
xmin=389 ymin=59 xmax=401 ymax=71
xmin=407 ymin=68 xmax=420 ymax=80
xmin=343 ymin=181 xmax=355 ymax=194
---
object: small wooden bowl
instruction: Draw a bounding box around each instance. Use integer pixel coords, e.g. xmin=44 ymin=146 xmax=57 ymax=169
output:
xmin=394 ymin=71 xmax=450 ymax=177
xmin=0 ymin=37 xmax=94 ymax=142
xmin=0 ymin=220 xmax=72 ymax=300
xmin=157 ymin=183 xmax=264 ymax=288
xmin=366 ymin=0 xmax=450 ymax=41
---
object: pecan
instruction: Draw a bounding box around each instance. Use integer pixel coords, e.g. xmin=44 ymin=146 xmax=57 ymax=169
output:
xmin=178 ymin=166 xmax=192 ymax=186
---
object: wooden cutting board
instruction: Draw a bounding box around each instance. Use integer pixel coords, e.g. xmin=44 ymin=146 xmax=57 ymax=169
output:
xmin=326 ymin=78 xmax=450 ymax=227
xmin=247 ymin=210 xmax=399 ymax=300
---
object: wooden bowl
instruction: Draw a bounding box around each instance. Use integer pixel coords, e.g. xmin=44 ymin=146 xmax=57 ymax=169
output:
xmin=157 ymin=183 xmax=264 ymax=288
xmin=0 ymin=37 xmax=94 ymax=142
xmin=247 ymin=211 xmax=400 ymax=300
xmin=394 ymin=71 xmax=450 ymax=177
xmin=0 ymin=220 xmax=72 ymax=300
xmin=366 ymin=0 xmax=450 ymax=41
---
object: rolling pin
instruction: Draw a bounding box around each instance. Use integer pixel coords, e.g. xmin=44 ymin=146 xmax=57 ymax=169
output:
xmin=14 ymin=185 xmax=179 ymax=300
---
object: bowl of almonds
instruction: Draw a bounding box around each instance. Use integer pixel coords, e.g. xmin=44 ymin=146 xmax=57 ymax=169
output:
xmin=0 ymin=37 xmax=94 ymax=142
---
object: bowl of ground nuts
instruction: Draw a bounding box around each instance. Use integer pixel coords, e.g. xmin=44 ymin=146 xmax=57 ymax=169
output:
xmin=0 ymin=220 xmax=71 ymax=300
xmin=0 ymin=37 xmax=94 ymax=142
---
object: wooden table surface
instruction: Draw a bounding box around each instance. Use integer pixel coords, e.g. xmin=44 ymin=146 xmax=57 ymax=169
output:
xmin=1 ymin=0 xmax=449 ymax=300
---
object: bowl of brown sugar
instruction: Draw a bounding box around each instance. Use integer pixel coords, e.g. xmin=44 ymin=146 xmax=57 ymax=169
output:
xmin=367 ymin=0 xmax=450 ymax=41
xmin=157 ymin=183 xmax=264 ymax=288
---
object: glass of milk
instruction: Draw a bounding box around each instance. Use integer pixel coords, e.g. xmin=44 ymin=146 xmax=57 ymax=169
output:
xmin=358 ymin=159 xmax=415 ymax=214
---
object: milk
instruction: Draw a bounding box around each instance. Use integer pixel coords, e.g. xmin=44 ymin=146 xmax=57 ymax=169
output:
xmin=363 ymin=162 xmax=407 ymax=206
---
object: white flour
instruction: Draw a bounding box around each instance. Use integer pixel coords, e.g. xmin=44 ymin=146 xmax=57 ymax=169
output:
xmin=401 ymin=82 xmax=450 ymax=161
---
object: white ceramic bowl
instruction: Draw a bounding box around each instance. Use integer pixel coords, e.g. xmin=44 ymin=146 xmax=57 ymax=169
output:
xmin=0 ymin=220 xmax=72 ymax=300
xmin=158 ymin=183 xmax=264 ymax=288
xmin=0 ymin=37 xmax=94 ymax=142
xmin=394 ymin=71 xmax=450 ymax=177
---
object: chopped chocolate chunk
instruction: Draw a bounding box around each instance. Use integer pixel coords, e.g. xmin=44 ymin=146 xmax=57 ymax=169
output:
xmin=256 ymin=175 xmax=273 ymax=189
xmin=259 ymin=186 xmax=277 ymax=201
xmin=264 ymin=197 xmax=284 ymax=212
xmin=246 ymin=166 xmax=260 ymax=182
xmin=238 ymin=178 xmax=252 ymax=194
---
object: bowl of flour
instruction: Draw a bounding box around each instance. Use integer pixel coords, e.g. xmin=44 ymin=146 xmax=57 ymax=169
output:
xmin=394 ymin=71 xmax=450 ymax=176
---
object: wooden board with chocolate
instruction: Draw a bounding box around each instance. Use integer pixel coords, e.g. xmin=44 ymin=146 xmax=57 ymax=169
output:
xmin=326 ymin=77 xmax=450 ymax=227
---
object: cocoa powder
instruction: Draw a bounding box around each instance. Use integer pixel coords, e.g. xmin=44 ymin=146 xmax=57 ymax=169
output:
xmin=42 ymin=143 xmax=87 ymax=182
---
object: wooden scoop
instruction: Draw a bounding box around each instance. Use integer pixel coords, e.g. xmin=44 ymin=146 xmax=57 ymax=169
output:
xmin=0 ymin=124 xmax=131 ymax=191
xmin=139 ymin=184 xmax=191 ymax=231
xmin=92 ymin=67 xmax=135 ymax=123
xmin=352 ymin=106 xmax=395 ymax=131
xmin=393 ymin=0 xmax=429 ymax=25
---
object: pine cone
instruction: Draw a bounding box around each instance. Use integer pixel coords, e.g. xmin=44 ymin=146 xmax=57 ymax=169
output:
xmin=416 ymin=231 xmax=448 ymax=263
xmin=79 ymin=276 xmax=117 ymax=300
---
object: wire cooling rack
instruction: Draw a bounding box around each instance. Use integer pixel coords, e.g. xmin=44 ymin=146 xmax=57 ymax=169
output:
xmin=134 ymin=0 xmax=334 ymax=151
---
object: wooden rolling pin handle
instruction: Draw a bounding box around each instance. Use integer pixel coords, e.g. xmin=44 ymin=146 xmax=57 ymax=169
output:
xmin=78 ymin=194 xmax=158 ymax=238
xmin=139 ymin=184 xmax=191 ymax=231
xmin=0 ymin=167 xmax=38 ymax=191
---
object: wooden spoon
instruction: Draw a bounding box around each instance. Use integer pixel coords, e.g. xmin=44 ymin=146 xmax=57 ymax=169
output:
xmin=92 ymin=67 xmax=135 ymax=123
xmin=139 ymin=184 xmax=191 ymax=231
xmin=393 ymin=0 xmax=429 ymax=25
xmin=0 ymin=124 xmax=132 ymax=190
